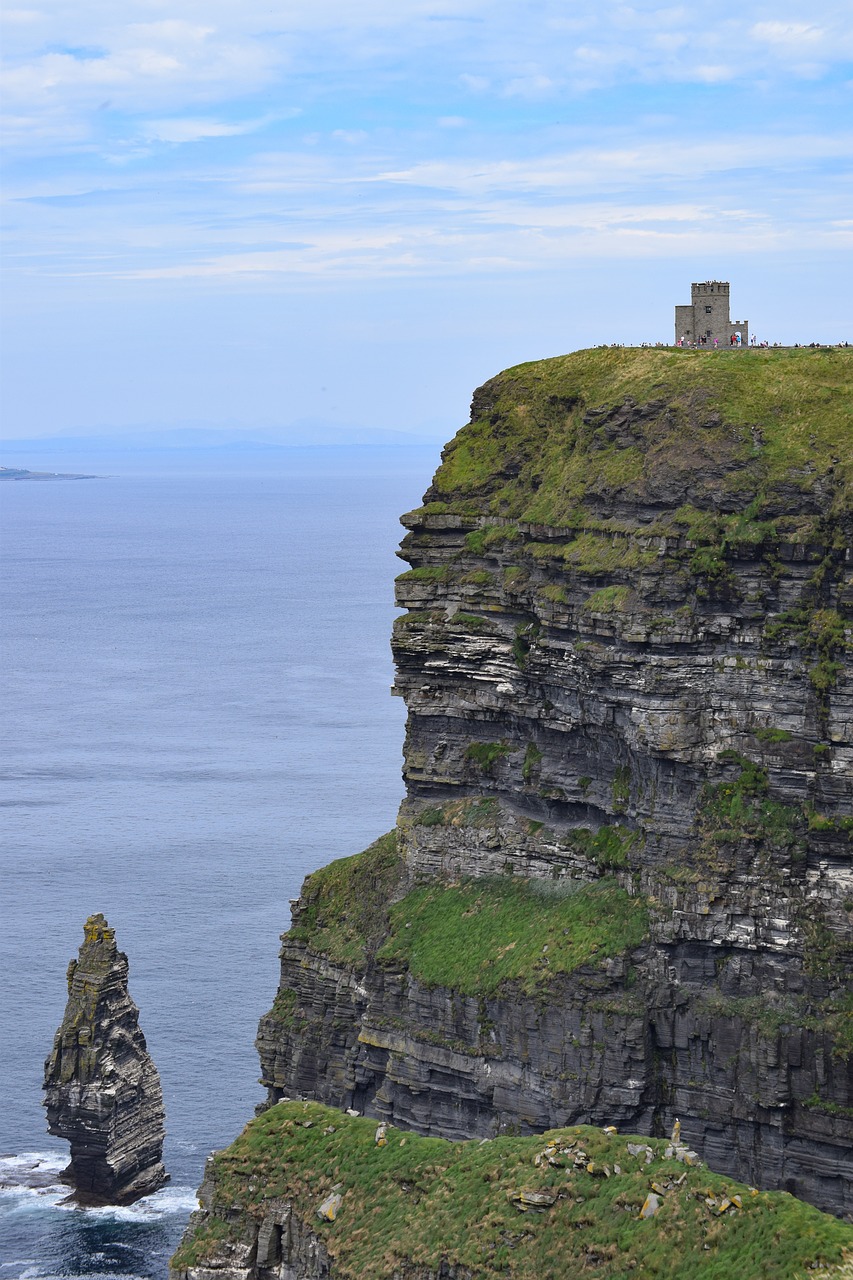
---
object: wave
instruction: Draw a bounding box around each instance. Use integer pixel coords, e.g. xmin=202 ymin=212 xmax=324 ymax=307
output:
xmin=0 ymin=1152 xmax=197 ymax=1222
xmin=0 ymin=1152 xmax=67 ymax=1178
xmin=2 ymin=1271 xmax=155 ymax=1280
xmin=84 ymin=1185 xmax=198 ymax=1222
xmin=0 ymin=1152 xmax=68 ymax=1209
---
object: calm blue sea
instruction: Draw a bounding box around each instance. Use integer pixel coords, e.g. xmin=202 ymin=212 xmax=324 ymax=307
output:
xmin=0 ymin=456 xmax=433 ymax=1279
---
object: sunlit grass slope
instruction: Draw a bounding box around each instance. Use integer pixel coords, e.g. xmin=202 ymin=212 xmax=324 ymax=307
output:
xmin=420 ymin=347 xmax=852 ymax=529
xmin=172 ymin=1101 xmax=853 ymax=1279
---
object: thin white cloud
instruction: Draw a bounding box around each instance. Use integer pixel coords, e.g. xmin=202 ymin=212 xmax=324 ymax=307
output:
xmin=140 ymin=115 xmax=281 ymax=143
xmin=752 ymin=21 xmax=824 ymax=45
xmin=502 ymin=73 xmax=553 ymax=97
xmin=117 ymin=216 xmax=852 ymax=281
xmin=4 ymin=0 xmax=853 ymax=152
xmin=459 ymin=73 xmax=490 ymax=92
xmin=2 ymin=7 xmax=43 ymax=23
xmin=374 ymin=133 xmax=853 ymax=196
xmin=331 ymin=129 xmax=368 ymax=144
xmin=690 ymin=65 xmax=734 ymax=83
xmin=3 ymin=0 xmax=852 ymax=293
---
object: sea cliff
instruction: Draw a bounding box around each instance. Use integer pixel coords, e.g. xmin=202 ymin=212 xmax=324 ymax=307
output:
xmin=175 ymin=346 xmax=853 ymax=1275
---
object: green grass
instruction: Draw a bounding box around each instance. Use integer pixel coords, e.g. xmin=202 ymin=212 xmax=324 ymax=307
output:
xmin=522 ymin=742 xmax=543 ymax=783
xmin=172 ymin=1101 xmax=853 ymax=1279
xmin=396 ymin=565 xmax=453 ymax=584
xmin=699 ymin=752 xmax=806 ymax=854
xmin=754 ymin=727 xmax=793 ymax=744
xmin=267 ymin=986 xmax=298 ymax=1025
xmin=449 ymin=610 xmax=497 ymax=631
xmin=696 ymin=993 xmax=853 ymax=1062
xmin=696 ymin=756 xmax=853 ymax=977
xmin=583 ymin=585 xmax=632 ymax=613
xmin=530 ymin=534 xmax=659 ymax=575
xmin=465 ymin=524 xmax=522 ymax=554
xmin=566 ymin=825 xmax=644 ymax=870
xmin=464 ymin=740 xmax=512 ymax=772
xmin=512 ymin=620 xmax=540 ymax=668
xmin=376 ymin=877 xmax=649 ymax=996
xmin=408 ymin=798 xmax=501 ymax=829
xmin=427 ymin=347 xmax=852 ymax=530
xmin=286 ymin=831 xmax=401 ymax=968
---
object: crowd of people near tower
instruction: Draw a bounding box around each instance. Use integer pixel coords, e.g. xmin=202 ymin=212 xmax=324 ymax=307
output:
xmin=677 ymin=332 xmax=745 ymax=348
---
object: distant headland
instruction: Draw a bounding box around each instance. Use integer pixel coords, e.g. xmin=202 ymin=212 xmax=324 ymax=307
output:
xmin=0 ymin=466 xmax=99 ymax=481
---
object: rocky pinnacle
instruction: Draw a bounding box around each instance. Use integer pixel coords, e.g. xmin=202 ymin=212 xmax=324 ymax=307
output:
xmin=43 ymin=914 xmax=168 ymax=1205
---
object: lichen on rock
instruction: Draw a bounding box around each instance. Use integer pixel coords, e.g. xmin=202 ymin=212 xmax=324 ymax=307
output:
xmin=43 ymin=913 xmax=167 ymax=1204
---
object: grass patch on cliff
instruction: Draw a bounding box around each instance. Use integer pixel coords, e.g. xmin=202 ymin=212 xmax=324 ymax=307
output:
xmin=698 ymin=752 xmax=806 ymax=855
xmin=410 ymin=798 xmax=501 ymax=829
xmin=566 ymin=824 xmax=643 ymax=870
xmin=172 ymin=1101 xmax=853 ymax=1279
xmin=464 ymin=740 xmax=512 ymax=773
xmin=287 ymin=831 xmax=401 ymax=968
xmin=396 ymin=565 xmax=453 ymax=585
xmin=696 ymin=991 xmax=853 ymax=1064
xmin=529 ymin=534 xmax=658 ymax=575
xmin=427 ymin=347 xmax=853 ymax=529
xmin=376 ymin=877 xmax=649 ymax=996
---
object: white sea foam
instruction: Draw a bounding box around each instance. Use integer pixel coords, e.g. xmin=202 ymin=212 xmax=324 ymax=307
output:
xmin=72 ymin=1183 xmax=198 ymax=1222
xmin=0 ymin=1150 xmax=197 ymax=1227
xmin=0 ymin=1152 xmax=69 ymax=1216
xmin=9 ymin=1273 xmax=151 ymax=1280
xmin=0 ymin=1152 xmax=67 ymax=1180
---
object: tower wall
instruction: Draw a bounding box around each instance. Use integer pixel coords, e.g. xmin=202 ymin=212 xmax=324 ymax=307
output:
xmin=675 ymin=305 xmax=694 ymax=344
xmin=675 ymin=281 xmax=748 ymax=346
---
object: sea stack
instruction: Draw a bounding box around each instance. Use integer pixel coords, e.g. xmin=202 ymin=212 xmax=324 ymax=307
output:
xmin=43 ymin=913 xmax=167 ymax=1204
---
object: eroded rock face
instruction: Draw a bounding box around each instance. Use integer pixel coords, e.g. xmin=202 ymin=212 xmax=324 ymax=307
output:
xmin=256 ymin=350 xmax=853 ymax=1217
xmin=44 ymin=913 xmax=167 ymax=1204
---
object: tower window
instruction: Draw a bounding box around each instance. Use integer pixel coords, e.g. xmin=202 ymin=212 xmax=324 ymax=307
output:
xmin=705 ymin=306 xmax=712 ymax=314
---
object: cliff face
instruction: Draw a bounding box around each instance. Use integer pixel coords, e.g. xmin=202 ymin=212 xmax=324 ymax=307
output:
xmin=44 ymin=913 xmax=167 ymax=1204
xmin=255 ymin=348 xmax=853 ymax=1221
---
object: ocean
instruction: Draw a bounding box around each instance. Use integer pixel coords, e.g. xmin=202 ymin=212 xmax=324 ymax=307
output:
xmin=0 ymin=455 xmax=434 ymax=1278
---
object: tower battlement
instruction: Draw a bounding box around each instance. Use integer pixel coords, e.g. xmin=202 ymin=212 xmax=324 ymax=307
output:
xmin=691 ymin=280 xmax=729 ymax=297
xmin=676 ymin=281 xmax=747 ymax=347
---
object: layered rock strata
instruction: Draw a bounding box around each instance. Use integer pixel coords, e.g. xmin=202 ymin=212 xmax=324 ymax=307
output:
xmin=44 ymin=913 xmax=168 ymax=1204
xmin=254 ymin=349 xmax=853 ymax=1219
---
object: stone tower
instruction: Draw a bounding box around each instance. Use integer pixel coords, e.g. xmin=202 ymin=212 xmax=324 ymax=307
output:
xmin=674 ymin=281 xmax=748 ymax=347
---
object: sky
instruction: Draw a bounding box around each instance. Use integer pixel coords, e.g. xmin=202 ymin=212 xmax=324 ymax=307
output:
xmin=2 ymin=0 xmax=852 ymax=441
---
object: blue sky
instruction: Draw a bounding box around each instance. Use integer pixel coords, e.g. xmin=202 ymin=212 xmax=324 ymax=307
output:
xmin=2 ymin=0 xmax=852 ymax=439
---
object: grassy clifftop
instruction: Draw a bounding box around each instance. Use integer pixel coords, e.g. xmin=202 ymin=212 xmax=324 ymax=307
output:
xmin=419 ymin=347 xmax=852 ymax=530
xmin=173 ymin=1101 xmax=853 ymax=1279
xmin=285 ymin=831 xmax=650 ymax=995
